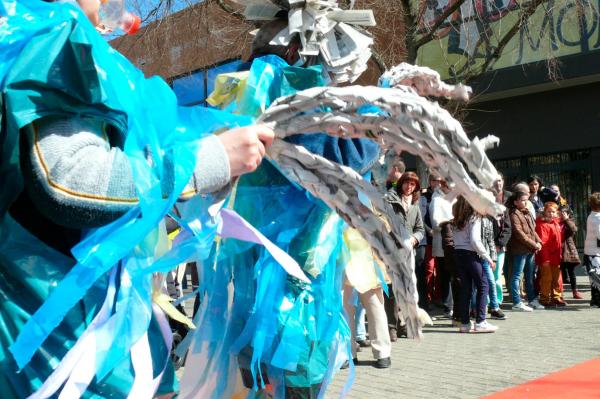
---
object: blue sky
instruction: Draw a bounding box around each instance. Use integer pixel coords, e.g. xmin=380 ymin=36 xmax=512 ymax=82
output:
xmin=107 ymin=0 xmax=204 ymax=38
xmin=127 ymin=0 xmax=205 ymax=23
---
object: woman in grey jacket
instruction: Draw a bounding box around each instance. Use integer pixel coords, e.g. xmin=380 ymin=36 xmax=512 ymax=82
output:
xmin=384 ymin=172 xmax=424 ymax=340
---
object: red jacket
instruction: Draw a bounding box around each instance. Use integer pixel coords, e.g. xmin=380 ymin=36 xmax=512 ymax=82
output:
xmin=535 ymin=217 xmax=562 ymax=266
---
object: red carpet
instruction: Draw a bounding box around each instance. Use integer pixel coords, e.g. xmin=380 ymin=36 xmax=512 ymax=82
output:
xmin=484 ymin=357 xmax=600 ymax=398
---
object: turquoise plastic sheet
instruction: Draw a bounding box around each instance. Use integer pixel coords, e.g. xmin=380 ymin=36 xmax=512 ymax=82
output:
xmin=190 ymin=55 xmax=354 ymax=398
xmin=0 ymin=0 xmax=250 ymax=396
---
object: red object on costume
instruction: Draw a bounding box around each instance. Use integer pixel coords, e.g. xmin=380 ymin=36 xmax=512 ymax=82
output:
xmin=99 ymin=0 xmax=141 ymax=35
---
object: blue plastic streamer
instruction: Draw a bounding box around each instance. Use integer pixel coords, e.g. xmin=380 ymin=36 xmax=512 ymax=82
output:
xmin=1 ymin=0 xmax=250 ymax=383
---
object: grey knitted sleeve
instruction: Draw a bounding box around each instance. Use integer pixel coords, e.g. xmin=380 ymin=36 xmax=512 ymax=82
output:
xmin=181 ymin=134 xmax=231 ymax=199
xmin=21 ymin=116 xmax=231 ymax=228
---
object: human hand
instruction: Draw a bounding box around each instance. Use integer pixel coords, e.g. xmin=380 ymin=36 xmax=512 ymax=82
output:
xmin=490 ymin=260 xmax=496 ymax=271
xmin=411 ymin=237 xmax=418 ymax=247
xmin=535 ymin=242 xmax=542 ymax=251
xmin=218 ymin=125 xmax=275 ymax=177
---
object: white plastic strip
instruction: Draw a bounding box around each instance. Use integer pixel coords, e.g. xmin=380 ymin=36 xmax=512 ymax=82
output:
xmin=28 ymin=266 xmax=119 ymax=399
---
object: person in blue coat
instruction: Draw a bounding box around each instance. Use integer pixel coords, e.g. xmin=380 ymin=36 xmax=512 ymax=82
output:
xmin=0 ymin=1 xmax=273 ymax=397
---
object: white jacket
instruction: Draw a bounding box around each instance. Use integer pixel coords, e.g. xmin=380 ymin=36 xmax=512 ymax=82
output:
xmin=584 ymin=211 xmax=600 ymax=256
xmin=429 ymin=189 xmax=457 ymax=257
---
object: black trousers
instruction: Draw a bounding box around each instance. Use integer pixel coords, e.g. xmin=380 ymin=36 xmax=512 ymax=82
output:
xmin=454 ymin=249 xmax=488 ymax=324
xmin=560 ymin=262 xmax=578 ymax=292
xmin=443 ymin=248 xmax=461 ymax=318
xmin=435 ymin=256 xmax=453 ymax=311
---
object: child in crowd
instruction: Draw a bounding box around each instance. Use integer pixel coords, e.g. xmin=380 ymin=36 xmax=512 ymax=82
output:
xmin=452 ymin=196 xmax=498 ymax=333
xmin=559 ymin=206 xmax=582 ymax=299
xmin=507 ymin=191 xmax=542 ymax=312
xmin=535 ymin=202 xmax=565 ymax=307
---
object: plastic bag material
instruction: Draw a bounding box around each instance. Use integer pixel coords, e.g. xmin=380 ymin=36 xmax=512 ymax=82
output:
xmin=227 ymin=183 xmax=349 ymax=392
xmin=178 ymin=55 xmax=353 ymax=398
xmin=206 ymin=71 xmax=249 ymax=110
xmin=0 ymin=215 xmax=169 ymax=398
xmin=228 ymin=55 xmax=325 ymax=118
xmin=0 ymin=0 xmax=251 ymax=397
xmin=342 ymin=228 xmax=385 ymax=294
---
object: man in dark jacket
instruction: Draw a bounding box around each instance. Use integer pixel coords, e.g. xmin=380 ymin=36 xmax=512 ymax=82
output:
xmin=440 ymin=220 xmax=460 ymax=323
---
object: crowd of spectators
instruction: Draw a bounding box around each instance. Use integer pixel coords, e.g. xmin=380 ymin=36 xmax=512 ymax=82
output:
xmin=373 ymin=160 xmax=599 ymax=341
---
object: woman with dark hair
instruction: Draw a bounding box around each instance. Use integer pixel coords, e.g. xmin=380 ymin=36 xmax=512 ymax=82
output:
xmin=387 ymin=172 xmax=424 ymax=245
xmin=559 ymin=205 xmax=582 ymax=299
xmin=452 ymin=196 xmax=497 ymax=333
xmin=527 ymin=175 xmax=559 ymax=214
xmin=507 ymin=191 xmax=542 ymax=311
xmin=384 ymin=171 xmax=424 ymax=340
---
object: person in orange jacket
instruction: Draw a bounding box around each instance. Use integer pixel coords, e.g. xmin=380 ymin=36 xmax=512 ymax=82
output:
xmin=535 ymin=202 xmax=566 ymax=307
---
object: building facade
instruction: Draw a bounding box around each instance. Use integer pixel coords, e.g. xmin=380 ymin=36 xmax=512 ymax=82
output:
xmin=415 ymin=0 xmax=600 ymax=243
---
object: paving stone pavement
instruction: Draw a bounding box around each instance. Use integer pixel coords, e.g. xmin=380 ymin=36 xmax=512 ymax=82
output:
xmin=327 ymin=280 xmax=600 ymax=399
xmin=177 ymin=275 xmax=599 ymax=398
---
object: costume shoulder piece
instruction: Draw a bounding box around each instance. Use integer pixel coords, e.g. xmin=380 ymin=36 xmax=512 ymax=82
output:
xmin=235 ymin=0 xmax=376 ymax=83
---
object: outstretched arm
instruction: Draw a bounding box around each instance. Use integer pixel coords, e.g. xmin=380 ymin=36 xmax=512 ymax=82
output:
xmin=20 ymin=116 xmax=272 ymax=228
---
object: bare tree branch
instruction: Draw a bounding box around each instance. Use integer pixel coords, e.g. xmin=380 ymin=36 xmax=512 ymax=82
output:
xmin=215 ymin=0 xmax=245 ymax=20
xmin=399 ymin=0 xmax=418 ymax=62
xmin=478 ymin=0 xmax=549 ymax=74
xmin=371 ymin=50 xmax=387 ymax=72
xmin=413 ymin=0 xmax=468 ymax=50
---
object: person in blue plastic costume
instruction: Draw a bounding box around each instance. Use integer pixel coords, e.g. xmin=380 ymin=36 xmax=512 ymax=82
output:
xmin=196 ymin=15 xmax=380 ymax=398
xmin=0 ymin=0 xmax=274 ymax=397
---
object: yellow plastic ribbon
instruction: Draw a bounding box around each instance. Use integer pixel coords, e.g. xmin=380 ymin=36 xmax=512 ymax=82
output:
xmin=343 ymin=228 xmax=388 ymax=292
xmin=167 ymin=227 xmax=180 ymax=241
xmin=206 ymin=71 xmax=249 ymax=108
xmin=152 ymin=289 xmax=196 ymax=330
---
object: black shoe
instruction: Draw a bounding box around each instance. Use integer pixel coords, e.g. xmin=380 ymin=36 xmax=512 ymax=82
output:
xmin=397 ymin=325 xmax=408 ymax=338
xmin=356 ymin=339 xmax=371 ymax=348
xmin=374 ymin=357 xmax=391 ymax=369
xmin=340 ymin=358 xmax=358 ymax=369
xmin=490 ymin=309 xmax=507 ymax=320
